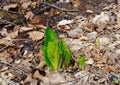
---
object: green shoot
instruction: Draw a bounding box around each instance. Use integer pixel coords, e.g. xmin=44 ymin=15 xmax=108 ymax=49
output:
xmin=42 ymin=27 xmax=72 ymax=70
xmin=96 ymin=38 xmax=100 ymax=46
xmin=113 ymin=78 xmax=119 ymax=84
xmin=78 ymin=55 xmax=86 ymax=70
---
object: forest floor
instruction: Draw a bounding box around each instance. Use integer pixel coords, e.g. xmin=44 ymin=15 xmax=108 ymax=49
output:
xmin=0 ymin=0 xmax=120 ymax=85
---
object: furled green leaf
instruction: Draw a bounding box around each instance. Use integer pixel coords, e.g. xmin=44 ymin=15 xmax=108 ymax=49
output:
xmin=96 ymin=38 xmax=100 ymax=46
xmin=47 ymin=41 xmax=61 ymax=70
xmin=44 ymin=27 xmax=58 ymax=46
xmin=42 ymin=46 xmax=52 ymax=68
xmin=42 ymin=28 xmax=60 ymax=70
xmin=78 ymin=55 xmax=85 ymax=70
xmin=59 ymin=40 xmax=72 ymax=66
xmin=42 ymin=27 xmax=72 ymax=71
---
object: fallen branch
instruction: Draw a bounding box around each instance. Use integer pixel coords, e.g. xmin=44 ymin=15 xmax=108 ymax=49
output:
xmin=42 ymin=2 xmax=79 ymax=12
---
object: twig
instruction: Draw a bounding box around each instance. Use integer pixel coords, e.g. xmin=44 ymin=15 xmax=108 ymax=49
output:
xmin=42 ymin=2 xmax=79 ymax=12
xmin=0 ymin=8 xmax=22 ymax=15
xmin=0 ymin=39 xmax=31 ymax=52
xmin=0 ymin=60 xmax=29 ymax=76
xmin=0 ymin=19 xmax=16 ymax=25
xmin=0 ymin=41 xmax=12 ymax=51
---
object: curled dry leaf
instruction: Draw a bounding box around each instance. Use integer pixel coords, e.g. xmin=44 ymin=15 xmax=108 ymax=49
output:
xmin=3 ymin=4 xmax=18 ymax=11
xmin=57 ymin=19 xmax=73 ymax=26
xmin=25 ymin=11 xmax=35 ymax=20
xmin=28 ymin=31 xmax=44 ymax=41
xmin=20 ymin=27 xmax=33 ymax=32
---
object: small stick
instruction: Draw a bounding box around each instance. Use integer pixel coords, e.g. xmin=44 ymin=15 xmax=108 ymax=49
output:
xmin=42 ymin=2 xmax=79 ymax=12
xmin=0 ymin=60 xmax=29 ymax=76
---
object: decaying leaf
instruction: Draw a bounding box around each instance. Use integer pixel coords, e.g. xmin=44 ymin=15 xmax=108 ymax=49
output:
xmin=91 ymin=12 xmax=110 ymax=24
xmin=48 ymin=72 xmax=66 ymax=84
xmin=28 ymin=31 xmax=44 ymax=41
xmin=22 ymin=1 xmax=31 ymax=9
xmin=104 ymin=66 xmax=118 ymax=73
xmin=3 ymin=4 xmax=18 ymax=11
xmin=20 ymin=27 xmax=33 ymax=32
xmin=33 ymin=70 xmax=44 ymax=80
xmin=57 ymin=19 xmax=73 ymax=26
xmin=0 ymin=37 xmax=15 ymax=46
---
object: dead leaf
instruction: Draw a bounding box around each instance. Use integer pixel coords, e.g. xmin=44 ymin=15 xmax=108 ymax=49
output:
xmin=65 ymin=38 xmax=84 ymax=52
xmin=0 ymin=37 xmax=14 ymax=46
xmin=33 ymin=70 xmax=44 ymax=80
xmin=28 ymin=31 xmax=44 ymax=41
xmin=24 ymin=75 xmax=33 ymax=83
xmin=36 ymin=61 xmax=45 ymax=69
xmin=98 ymin=77 xmax=107 ymax=84
xmin=20 ymin=27 xmax=33 ymax=32
xmin=3 ymin=4 xmax=18 ymax=11
xmin=57 ymin=19 xmax=73 ymax=26
xmin=8 ymin=31 xmax=18 ymax=39
xmin=86 ymin=58 xmax=94 ymax=65
xmin=70 ymin=0 xmax=80 ymax=6
xmin=68 ymin=28 xmax=83 ymax=38
xmin=104 ymin=66 xmax=118 ymax=73
xmin=75 ymin=71 xmax=89 ymax=84
xmin=30 ymin=79 xmax=38 ymax=85
xmin=0 ymin=28 xmax=8 ymax=37
xmin=91 ymin=12 xmax=110 ymax=24
xmin=25 ymin=11 xmax=35 ymax=20
xmin=48 ymin=72 xmax=66 ymax=84
xmin=22 ymin=1 xmax=31 ymax=9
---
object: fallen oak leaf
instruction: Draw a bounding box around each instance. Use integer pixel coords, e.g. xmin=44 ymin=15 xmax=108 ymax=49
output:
xmin=28 ymin=31 xmax=44 ymax=41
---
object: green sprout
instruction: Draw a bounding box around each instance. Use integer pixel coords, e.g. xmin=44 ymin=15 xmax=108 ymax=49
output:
xmin=113 ymin=78 xmax=119 ymax=85
xmin=42 ymin=27 xmax=72 ymax=70
xmin=78 ymin=55 xmax=86 ymax=70
xmin=96 ymin=38 xmax=100 ymax=47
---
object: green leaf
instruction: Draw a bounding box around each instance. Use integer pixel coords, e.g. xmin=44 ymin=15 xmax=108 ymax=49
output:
xmin=78 ymin=55 xmax=85 ymax=70
xmin=44 ymin=27 xmax=58 ymax=46
xmin=47 ymin=41 xmax=61 ymax=70
xmin=113 ymin=78 xmax=119 ymax=84
xmin=42 ymin=27 xmax=72 ymax=71
xmin=42 ymin=46 xmax=52 ymax=68
xmin=42 ymin=28 xmax=61 ymax=70
xmin=96 ymin=38 xmax=100 ymax=46
xmin=59 ymin=40 xmax=72 ymax=66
